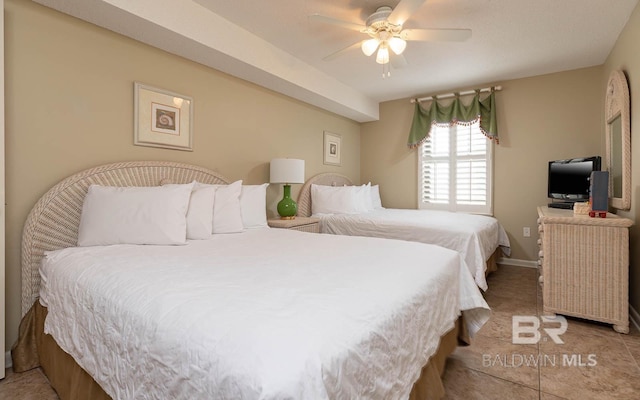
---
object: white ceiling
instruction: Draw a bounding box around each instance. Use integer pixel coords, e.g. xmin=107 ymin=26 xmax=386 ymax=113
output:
xmin=34 ymin=0 xmax=639 ymax=122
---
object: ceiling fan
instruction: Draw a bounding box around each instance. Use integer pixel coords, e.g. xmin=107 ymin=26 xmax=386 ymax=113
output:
xmin=309 ymin=0 xmax=471 ymax=76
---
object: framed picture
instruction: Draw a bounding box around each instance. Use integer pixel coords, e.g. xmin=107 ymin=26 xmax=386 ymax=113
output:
xmin=323 ymin=131 xmax=342 ymax=166
xmin=134 ymin=82 xmax=193 ymax=151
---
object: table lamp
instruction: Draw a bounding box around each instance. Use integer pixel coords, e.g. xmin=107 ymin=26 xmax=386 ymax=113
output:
xmin=270 ymin=158 xmax=305 ymax=219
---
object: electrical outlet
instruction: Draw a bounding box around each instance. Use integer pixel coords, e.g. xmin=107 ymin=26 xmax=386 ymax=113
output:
xmin=523 ymin=227 xmax=531 ymax=237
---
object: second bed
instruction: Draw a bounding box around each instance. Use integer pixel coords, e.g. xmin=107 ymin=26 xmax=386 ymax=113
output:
xmin=298 ymin=173 xmax=511 ymax=291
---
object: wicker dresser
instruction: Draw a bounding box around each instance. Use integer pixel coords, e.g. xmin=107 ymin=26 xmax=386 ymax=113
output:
xmin=537 ymin=206 xmax=633 ymax=333
xmin=267 ymin=217 xmax=320 ymax=233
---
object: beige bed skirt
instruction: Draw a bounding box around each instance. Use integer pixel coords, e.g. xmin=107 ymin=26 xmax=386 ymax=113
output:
xmin=12 ymin=302 xmax=468 ymax=400
xmin=486 ymin=247 xmax=501 ymax=276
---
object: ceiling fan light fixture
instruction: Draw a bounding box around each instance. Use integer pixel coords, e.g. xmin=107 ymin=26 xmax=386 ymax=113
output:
xmin=310 ymin=0 xmax=472 ymax=76
xmin=388 ymin=37 xmax=407 ymax=55
xmin=361 ymin=38 xmax=380 ymax=56
xmin=376 ymin=45 xmax=390 ymax=64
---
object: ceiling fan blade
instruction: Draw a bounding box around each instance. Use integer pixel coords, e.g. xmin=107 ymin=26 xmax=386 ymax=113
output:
xmin=387 ymin=0 xmax=427 ymax=26
xmin=401 ymin=28 xmax=472 ymax=42
xmin=308 ymin=14 xmax=366 ymax=32
xmin=322 ymin=41 xmax=363 ymax=61
xmin=391 ymin=54 xmax=408 ymax=69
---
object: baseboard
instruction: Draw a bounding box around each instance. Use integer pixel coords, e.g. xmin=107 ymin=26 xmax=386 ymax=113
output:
xmin=497 ymin=257 xmax=538 ymax=268
xmin=630 ymin=305 xmax=640 ymax=333
xmin=5 ymin=351 xmax=10 ymax=369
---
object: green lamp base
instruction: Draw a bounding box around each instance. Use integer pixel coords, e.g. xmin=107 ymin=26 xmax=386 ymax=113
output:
xmin=277 ymin=184 xmax=298 ymax=219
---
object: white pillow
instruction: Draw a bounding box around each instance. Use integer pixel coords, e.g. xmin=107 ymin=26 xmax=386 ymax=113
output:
xmin=371 ymin=184 xmax=383 ymax=209
xmin=311 ymin=184 xmax=360 ymax=215
xmin=240 ymin=183 xmax=269 ymax=229
xmin=210 ymin=180 xmax=244 ymax=233
xmin=77 ymin=183 xmax=193 ymax=246
xmin=185 ymin=185 xmax=217 ymax=239
xmin=164 ymin=182 xmax=217 ymax=240
xmin=354 ymin=183 xmax=374 ymax=212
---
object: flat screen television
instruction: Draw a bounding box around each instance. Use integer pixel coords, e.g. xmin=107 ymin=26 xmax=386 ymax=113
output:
xmin=547 ymin=156 xmax=601 ymax=206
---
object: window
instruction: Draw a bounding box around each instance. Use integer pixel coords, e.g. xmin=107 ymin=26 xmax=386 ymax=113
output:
xmin=418 ymin=120 xmax=493 ymax=214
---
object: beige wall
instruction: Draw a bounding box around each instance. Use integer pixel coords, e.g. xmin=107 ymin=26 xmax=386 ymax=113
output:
xmin=4 ymin=0 xmax=360 ymax=349
xmin=603 ymin=1 xmax=640 ymax=314
xmin=361 ymin=67 xmax=604 ymax=262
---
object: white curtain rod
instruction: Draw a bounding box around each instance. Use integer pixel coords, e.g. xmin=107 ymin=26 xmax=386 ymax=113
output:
xmin=411 ymin=85 xmax=502 ymax=103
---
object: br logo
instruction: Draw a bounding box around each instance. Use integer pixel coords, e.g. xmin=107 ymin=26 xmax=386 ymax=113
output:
xmin=512 ymin=315 xmax=568 ymax=344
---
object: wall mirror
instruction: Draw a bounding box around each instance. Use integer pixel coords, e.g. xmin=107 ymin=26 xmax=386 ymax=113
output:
xmin=605 ymin=70 xmax=631 ymax=210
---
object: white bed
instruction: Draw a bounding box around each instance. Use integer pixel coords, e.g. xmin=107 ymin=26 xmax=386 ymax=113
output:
xmin=297 ymin=173 xmax=511 ymax=291
xmin=41 ymin=229 xmax=488 ymax=399
xmin=14 ymin=161 xmax=490 ymax=400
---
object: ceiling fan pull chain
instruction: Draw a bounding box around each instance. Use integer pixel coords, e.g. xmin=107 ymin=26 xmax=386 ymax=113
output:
xmin=382 ymin=62 xmax=391 ymax=78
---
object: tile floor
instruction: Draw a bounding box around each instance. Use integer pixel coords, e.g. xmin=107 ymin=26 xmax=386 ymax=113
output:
xmin=443 ymin=265 xmax=640 ymax=400
xmin=1 ymin=264 xmax=639 ymax=399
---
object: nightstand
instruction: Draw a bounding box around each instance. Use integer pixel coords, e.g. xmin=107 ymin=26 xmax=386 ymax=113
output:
xmin=267 ymin=217 xmax=320 ymax=233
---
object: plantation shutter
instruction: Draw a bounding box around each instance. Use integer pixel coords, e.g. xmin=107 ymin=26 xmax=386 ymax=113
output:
xmin=419 ymin=121 xmax=492 ymax=214
xmin=420 ymin=125 xmax=449 ymax=204
xmin=456 ymin=123 xmax=487 ymax=206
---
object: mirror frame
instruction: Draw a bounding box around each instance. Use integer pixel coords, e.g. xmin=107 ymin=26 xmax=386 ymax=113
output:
xmin=605 ymin=69 xmax=631 ymax=210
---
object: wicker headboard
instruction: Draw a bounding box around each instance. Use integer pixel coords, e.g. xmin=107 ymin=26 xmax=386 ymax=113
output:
xmin=297 ymin=173 xmax=354 ymax=217
xmin=21 ymin=161 xmax=230 ymax=316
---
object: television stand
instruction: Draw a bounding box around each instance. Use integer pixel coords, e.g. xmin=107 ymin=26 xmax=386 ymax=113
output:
xmin=548 ymin=202 xmax=574 ymax=210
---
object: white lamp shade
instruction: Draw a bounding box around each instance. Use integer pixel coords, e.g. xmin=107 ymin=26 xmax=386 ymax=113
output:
xmin=270 ymin=158 xmax=305 ymax=184
xmin=361 ymin=38 xmax=380 ymax=56
xmin=388 ymin=37 xmax=407 ymax=55
xmin=376 ymin=45 xmax=390 ymax=64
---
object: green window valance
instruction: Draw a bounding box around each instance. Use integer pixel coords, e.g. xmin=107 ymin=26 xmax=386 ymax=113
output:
xmin=407 ymin=89 xmax=498 ymax=149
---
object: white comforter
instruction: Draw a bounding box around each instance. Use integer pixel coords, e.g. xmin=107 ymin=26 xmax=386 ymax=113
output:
xmin=40 ymin=228 xmax=489 ymax=400
xmin=316 ymin=209 xmax=511 ymax=291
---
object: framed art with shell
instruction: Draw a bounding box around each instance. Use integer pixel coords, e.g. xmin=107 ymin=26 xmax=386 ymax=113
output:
xmin=134 ymin=82 xmax=193 ymax=151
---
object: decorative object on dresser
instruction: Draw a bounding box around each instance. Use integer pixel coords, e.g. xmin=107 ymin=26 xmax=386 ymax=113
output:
xmin=537 ymin=206 xmax=633 ymax=333
xmin=270 ymin=158 xmax=305 ymax=219
xmin=572 ymin=202 xmax=590 ymax=216
xmin=588 ymin=171 xmax=609 ymax=218
xmin=133 ymin=82 xmax=193 ymax=151
xmin=267 ymin=216 xmax=320 ymax=233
